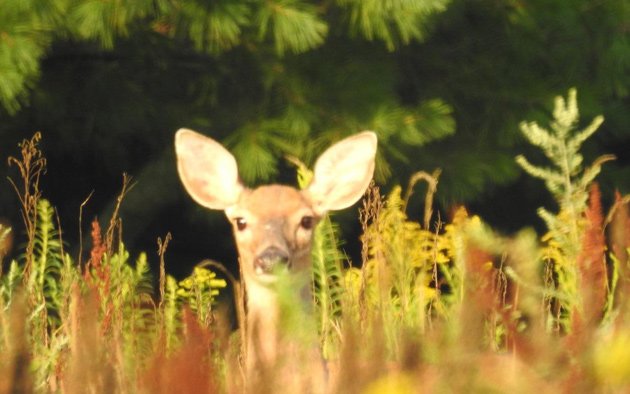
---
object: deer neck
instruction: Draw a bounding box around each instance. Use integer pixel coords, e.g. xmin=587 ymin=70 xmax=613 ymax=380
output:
xmin=243 ymin=251 xmax=313 ymax=368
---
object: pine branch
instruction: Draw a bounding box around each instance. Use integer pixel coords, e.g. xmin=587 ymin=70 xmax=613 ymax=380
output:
xmin=256 ymin=0 xmax=328 ymax=55
xmin=69 ymin=0 xmax=162 ymax=48
xmin=174 ymin=1 xmax=250 ymax=54
xmin=0 ymin=1 xmax=55 ymax=113
xmin=338 ymin=0 xmax=449 ymax=51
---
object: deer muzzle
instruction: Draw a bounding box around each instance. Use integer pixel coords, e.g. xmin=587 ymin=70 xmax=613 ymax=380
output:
xmin=254 ymin=246 xmax=290 ymax=275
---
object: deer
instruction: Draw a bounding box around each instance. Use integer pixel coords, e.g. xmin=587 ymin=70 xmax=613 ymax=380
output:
xmin=174 ymin=128 xmax=377 ymax=389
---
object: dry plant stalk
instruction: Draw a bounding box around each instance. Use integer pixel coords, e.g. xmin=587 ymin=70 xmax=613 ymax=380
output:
xmin=84 ymin=218 xmax=110 ymax=327
xmin=460 ymin=245 xmax=496 ymax=351
xmin=77 ymin=191 xmax=94 ymax=268
xmin=608 ymin=191 xmax=630 ymax=268
xmin=608 ymin=192 xmax=630 ymax=322
xmin=141 ymin=309 xmax=219 ymax=394
xmin=403 ymin=168 xmax=441 ymax=229
xmin=105 ymin=173 xmax=135 ymax=256
xmin=64 ymin=286 xmax=116 ymax=394
xmin=0 ymin=296 xmax=32 ymax=394
xmin=196 ymin=258 xmax=247 ymax=372
xmin=358 ymin=181 xmax=383 ymax=324
xmin=574 ymin=184 xmax=608 ymax=331
xmin=157 ymin=232 xmax=172 ymax=309
xmin=7 ymin=132 xmax=46 ymax=278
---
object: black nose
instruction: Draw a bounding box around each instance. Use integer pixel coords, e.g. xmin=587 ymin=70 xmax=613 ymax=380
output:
xmin=254 ymin=247 xmax=290 ymax=275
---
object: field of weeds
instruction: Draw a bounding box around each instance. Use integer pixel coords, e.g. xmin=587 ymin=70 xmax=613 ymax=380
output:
xmin=1 ymin=90 xmax=629 ymax=393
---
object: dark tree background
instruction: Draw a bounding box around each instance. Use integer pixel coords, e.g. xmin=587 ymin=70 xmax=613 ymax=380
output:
xmin=1 ymin=0 xmax=628 ymax=278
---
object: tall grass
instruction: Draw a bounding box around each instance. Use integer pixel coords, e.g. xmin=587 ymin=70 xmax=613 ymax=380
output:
xmin=1 ymin=89 xmax=630 ymax=393
xmin=1 ymin=135 xmax=226 ymax=393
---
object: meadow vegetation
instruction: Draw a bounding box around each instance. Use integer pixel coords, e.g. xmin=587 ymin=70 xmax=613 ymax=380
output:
xmin=1 ymin=90 xmax=629 ymax=393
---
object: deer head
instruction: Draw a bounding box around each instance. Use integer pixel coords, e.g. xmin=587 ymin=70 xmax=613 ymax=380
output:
xmin=174 ymin=128 xmax=377 ymax=372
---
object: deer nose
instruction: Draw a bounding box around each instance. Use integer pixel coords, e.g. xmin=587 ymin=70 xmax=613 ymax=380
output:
xmin=254 ymin=247 xmax=290 ymax=275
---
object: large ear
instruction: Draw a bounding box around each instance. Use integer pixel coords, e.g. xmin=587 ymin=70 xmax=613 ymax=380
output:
xmin=175 ymin=128 xmax=244 ymax=210
xmin=306 ymin=131 xmax=377 ymax=215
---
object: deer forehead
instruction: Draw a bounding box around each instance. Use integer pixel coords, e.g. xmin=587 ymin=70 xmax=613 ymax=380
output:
xmin=232 ymin=185 xmax=315 ymax=221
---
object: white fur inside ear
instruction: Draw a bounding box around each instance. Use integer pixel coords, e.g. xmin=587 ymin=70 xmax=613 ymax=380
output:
xmin=307 ymin=131 xmax=377 ymax=214
xmin=175 ymin=128 xmax=244 ymax=210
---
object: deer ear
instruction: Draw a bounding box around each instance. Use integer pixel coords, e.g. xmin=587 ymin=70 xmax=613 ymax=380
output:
xmin=175 ymin=128 xmax=244 ymax=210
xmin=306 ymin=131 xmax=377 ymax=215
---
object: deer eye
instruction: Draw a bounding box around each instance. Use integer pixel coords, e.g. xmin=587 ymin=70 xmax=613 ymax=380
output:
xmin=300 ymin=216 xmax=315 ymax=230
xmin=235 ymin=217 xmax=247 ymax=231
